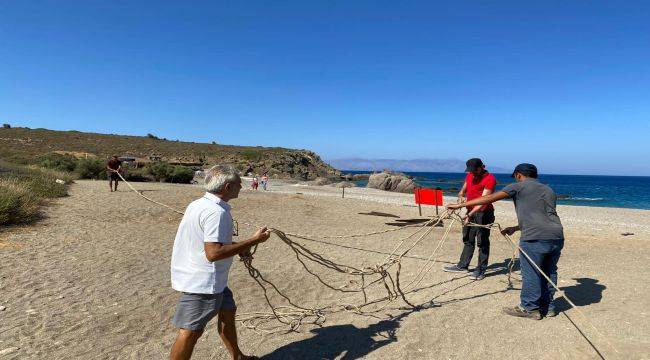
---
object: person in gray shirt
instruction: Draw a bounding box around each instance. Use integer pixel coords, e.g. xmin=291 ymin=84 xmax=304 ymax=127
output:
xmin=447 ymin=163 xmax=564 ymax=320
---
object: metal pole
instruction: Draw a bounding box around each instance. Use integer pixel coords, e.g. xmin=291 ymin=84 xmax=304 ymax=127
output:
xmin=435 ymin=188 xmax=444 ymax=227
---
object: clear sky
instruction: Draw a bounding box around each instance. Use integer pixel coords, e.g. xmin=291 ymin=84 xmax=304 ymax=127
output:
xmin=1 ymin=1 xmax=649 ymax=175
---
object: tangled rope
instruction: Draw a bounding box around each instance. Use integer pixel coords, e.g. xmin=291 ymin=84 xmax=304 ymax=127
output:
xmin=113 ymin=171 xmax=618 ymax=358
xmin=235 ymin=214 xmax=451 ymax=332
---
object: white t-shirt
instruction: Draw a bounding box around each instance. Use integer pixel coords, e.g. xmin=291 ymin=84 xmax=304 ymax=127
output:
xmin=170 ymin=192 xmax=234 ymax=294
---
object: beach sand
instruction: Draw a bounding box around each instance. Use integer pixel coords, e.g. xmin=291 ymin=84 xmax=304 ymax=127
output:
xmin=0 ymin=179 xmax=648 ymax=359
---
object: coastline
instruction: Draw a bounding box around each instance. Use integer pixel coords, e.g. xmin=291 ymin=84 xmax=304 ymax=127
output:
xmin=245 ymin=177 xmax=650 ymax=238
xmin=343 ymin=170 xmax=650 ymax=210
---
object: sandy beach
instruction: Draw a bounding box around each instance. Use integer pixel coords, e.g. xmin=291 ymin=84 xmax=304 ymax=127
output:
xmin=1 ymin=178 xmax=649 ymax=359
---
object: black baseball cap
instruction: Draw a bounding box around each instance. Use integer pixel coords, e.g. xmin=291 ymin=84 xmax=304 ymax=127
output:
xmin=465 ymin=158 xmax=484 ymax=172
xmin=511 ymin=163 xmax=538 ymax=178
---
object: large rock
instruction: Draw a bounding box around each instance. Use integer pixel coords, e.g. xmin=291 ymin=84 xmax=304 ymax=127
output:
xmin=367 ymin=172 xmax=415 ymax=193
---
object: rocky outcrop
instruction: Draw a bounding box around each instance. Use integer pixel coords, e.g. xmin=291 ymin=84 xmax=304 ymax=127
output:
xmin=227 ymin=150 xmax=341 ymax=181
xmin=367 ymin=171 xmax=415 ymax=193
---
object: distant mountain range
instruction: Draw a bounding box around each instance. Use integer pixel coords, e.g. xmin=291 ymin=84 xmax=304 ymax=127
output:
xmin=327 ymin=158 xmax=510 ymax=174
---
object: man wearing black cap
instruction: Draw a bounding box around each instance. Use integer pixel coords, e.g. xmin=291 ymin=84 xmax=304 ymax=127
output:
xmin=443 ymin=158 xmax=497 ymax=280
xmin=446 ymin=163 xmax=564 ymax=320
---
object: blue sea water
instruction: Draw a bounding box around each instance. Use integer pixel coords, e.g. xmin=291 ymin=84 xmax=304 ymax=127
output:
xmin=346 ymin=171 xmax=650 ymax=210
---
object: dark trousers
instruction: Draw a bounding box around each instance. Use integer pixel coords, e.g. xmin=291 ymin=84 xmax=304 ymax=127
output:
xmin=519 ymin=239 xmax=564 ymax=312
xmin=457 ymin=209 xmax=494 ymax=273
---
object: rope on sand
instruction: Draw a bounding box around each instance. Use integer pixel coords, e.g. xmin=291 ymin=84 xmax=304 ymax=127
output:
xmin=457 ymin=216 xmax=619 ymax=357
xmin=112 ymin=171 xmax=618 ymax=357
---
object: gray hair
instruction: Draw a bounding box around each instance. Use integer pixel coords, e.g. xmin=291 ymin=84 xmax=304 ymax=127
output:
xmin=204 ymin=165 xmax=240 ymax=193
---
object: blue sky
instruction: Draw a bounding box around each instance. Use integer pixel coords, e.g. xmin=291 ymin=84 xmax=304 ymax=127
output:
xmin=1 ymin=1 xmax=649 ymax=175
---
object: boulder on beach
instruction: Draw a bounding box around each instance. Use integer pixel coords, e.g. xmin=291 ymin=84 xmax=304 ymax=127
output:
xmin=366 ymin=171 xmax=415 ymax=193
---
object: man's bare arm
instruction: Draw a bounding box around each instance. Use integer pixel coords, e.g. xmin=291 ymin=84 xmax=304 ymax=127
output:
xmin=448 ymin=191 xmax=510 ymax=210
xmin=458 ymin=181 xmax=467 ymax=200
xmin=468 ymin=188 xmax=494 ymax=215
xmin=204 ymin=227 xmax=270 ymax=262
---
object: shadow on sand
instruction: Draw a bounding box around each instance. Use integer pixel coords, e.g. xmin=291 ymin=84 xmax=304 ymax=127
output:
xmin=556 ymin=277 xmax=605 ymax=312
xmin=484 ymin=257 xmax=521 ymax=279
xmin=259 ymin=264 xmax=605 ymax=359
xmin=260 ymin=310 xmax=419 ymax=360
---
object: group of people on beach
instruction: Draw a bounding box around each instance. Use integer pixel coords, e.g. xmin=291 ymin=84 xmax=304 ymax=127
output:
xmin=444 ymin=158 xmax=564 ymax=320
xmin=164 ymin=159 xmax=563 ymax=359
xmin=250 ymin=173 xmax=269 ymax=191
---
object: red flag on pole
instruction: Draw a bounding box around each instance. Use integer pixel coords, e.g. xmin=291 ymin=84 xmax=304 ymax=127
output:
xmin=414 ymin=188 xmax=444 ymax=206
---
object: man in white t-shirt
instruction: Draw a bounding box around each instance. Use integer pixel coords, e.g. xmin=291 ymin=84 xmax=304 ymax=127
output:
xmin=169 ymin=165 xmax=271 ymax=360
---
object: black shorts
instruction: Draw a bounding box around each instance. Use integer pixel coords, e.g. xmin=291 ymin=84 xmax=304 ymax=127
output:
xmin=108 ymin=172 xmax=120 ymax=181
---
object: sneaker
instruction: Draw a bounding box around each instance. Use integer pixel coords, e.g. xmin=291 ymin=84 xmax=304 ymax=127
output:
xmin=544 ymin=308 xmax=558 ymax=318
xmin=469 ymin=270 xmax=485 ymax=280
xmin=443 ymin=265 xmax=469 ymax=273
xmin=502 ymin=305 xmax=542 ymax=320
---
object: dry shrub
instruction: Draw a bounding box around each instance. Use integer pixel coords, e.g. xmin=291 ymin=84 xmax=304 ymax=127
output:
xmin=0 ymin=179 xmax=41 ymax=225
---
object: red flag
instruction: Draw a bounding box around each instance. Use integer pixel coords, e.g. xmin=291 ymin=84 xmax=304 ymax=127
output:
xmin=414 ymin=187 xmax=444 ymax=206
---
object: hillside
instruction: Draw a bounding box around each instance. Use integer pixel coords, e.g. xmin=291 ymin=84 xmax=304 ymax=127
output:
xmin=0 ymin=127 xmax=340 ymax=180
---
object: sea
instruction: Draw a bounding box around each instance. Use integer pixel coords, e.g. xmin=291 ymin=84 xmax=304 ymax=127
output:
xmin=346 ymin=171 xmax=650 ymax=210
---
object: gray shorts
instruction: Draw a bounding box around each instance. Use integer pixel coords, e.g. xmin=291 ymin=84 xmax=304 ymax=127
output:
xmin=171 ymin=287 xmax=237 ymax=331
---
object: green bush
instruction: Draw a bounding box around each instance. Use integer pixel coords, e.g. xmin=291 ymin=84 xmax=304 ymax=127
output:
xmin=0 ymin=161 xmax=71 ymax=226
xmin=0 ymin=161 xmax=68 ymax=199
xmin=39 ymin=153 xmax=79 ymax=172
xmin=144 ymin=161 xmax=193 ymax=183
xmin=40 ymin=168 xmax=76 ymax=184
xmin=75 ymin=158 xmax=106 ymax=179
xmin=123 ymin=167 xmax=152 ymax=182
xmin=145 ymin=161 xmax=173 ymax=182
xmin=0 ymin=180 xmax=41 ymax=225
xmin=240 ymin=149 xmax=264 ymax=161
xmin=169 ymin=166 xmax=194 ymax=183
xmin=23 ymin=174 xmax=68 ymax=198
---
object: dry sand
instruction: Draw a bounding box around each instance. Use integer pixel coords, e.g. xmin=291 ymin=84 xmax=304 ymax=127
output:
xmin=1 ymin=179 xmax=649 ymax=359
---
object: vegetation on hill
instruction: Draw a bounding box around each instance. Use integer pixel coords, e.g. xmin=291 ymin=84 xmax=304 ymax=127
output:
xmin=0 ymin=126 xmax=341 ymax=226
xmin=37 ymin=152 xmax=195 ymax=183
xmin=0 ymin=161 xmax=72 ymax=225
xmin=0 ymin=127 xmax=340 ymax=180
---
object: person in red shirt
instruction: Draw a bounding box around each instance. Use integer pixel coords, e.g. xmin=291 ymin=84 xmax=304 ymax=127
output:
xmin=443 ymin=158 xmax=497 ymax=280
xmin=106 ymin=155 xmax=122 ymax=192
